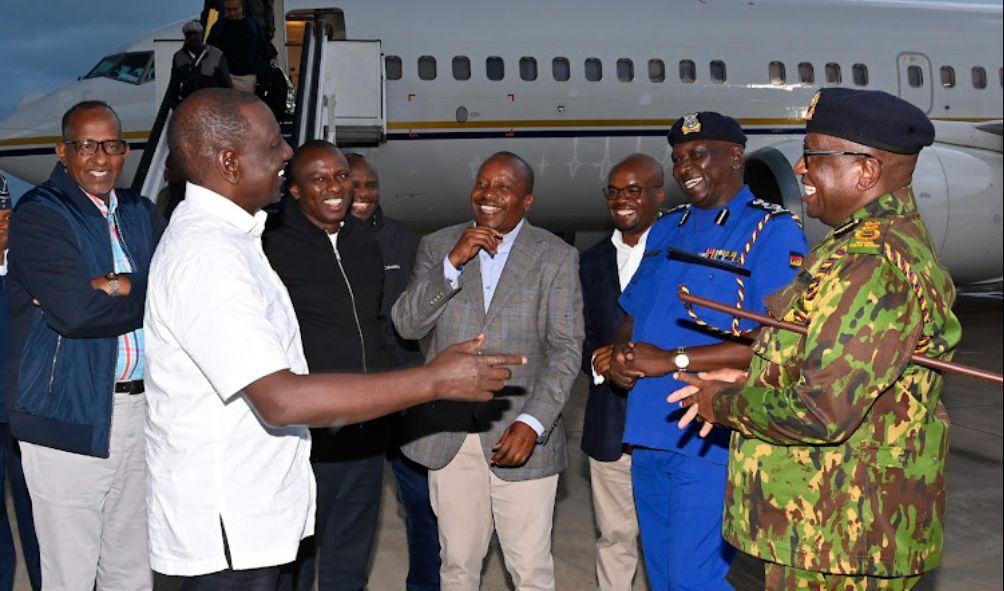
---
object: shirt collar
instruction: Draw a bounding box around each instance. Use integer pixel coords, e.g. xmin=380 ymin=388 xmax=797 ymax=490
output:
xmin=184 ymin=182 xmax=268 ymax=237
xmin=842 ymin=186 xmax=917 ymax=225
xmin=610 ymin=226 xmax=651 ymax=252
xmin=475 ymin=218 xmax=524 ymax=255
xmin=84 ymin=189 xmax=118 ymax=217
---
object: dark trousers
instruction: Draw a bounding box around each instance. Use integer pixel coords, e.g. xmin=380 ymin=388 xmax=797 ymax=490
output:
xmin=0 ymin=423 xmax=41 ymax=591
xmin=388 ymin=451 xmax=440 ymax=591
xmin=292 ymin=454 xmax=384 ymax=591
xmin=178 ymin=565 xmax=285 ymax=591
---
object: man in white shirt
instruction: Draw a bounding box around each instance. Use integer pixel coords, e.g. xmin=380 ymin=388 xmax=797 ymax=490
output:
xmin=579 ymin=154 xmax=664 ymax=590
xmin=145 ymin=88 xmax=523 ymax=589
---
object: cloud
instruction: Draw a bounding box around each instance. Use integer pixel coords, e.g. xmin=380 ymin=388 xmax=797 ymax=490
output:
xmin=0 ymin=1 xmax=201 ymax=118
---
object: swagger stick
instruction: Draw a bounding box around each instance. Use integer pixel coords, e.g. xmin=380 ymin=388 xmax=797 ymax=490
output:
xmin=678 ymin=288 xmax=1004 ymax=386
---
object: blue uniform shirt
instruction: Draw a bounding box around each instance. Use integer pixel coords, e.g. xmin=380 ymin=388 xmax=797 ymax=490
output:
xmin=619 ymin=186 xmax=808 ymax=464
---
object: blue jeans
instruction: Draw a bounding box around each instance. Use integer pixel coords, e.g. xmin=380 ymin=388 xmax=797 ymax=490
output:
xmin=0 ymin=423 xmax=41 ymax=591
xmin=388 ymin=451 xmax=440 ymax=591
xmin=631 ymin=447 xmax=734 ymax=591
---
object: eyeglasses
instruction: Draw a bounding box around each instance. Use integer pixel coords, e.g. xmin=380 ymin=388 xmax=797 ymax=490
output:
xmin=603 ymin=184 xmax=661 ymax=200
xmin=62 ymin=139 xmax=128 ymax=157
xmin=802 ymin=148 xmax=882 ymax=167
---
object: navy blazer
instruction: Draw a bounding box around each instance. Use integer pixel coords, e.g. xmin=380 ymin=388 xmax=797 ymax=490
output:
xmin=579 ymin=235 xmax=630 ymax=462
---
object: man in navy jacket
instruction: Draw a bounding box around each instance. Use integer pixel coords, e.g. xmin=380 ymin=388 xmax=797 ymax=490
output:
xmin=0 ymin=182 xmax=41 ymax=591
xmin=6 ymin=101 xmax=165 ymax=589
xmin=579 ymin=154 xmax=664 ymax=590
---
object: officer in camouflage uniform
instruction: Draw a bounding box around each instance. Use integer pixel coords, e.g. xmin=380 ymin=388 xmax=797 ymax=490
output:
xmin=669 ymin=88 xmax=962 ymax=590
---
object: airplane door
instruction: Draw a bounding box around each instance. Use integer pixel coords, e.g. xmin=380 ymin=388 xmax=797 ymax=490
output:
xmin=897 ymin=53 xmax=933 ymax=113
xmin=317 ymin=39 xmax=386 ymax=145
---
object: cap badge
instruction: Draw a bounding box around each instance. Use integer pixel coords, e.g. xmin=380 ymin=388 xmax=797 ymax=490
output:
xmin=681 ymin=113 xmax=701 ymax=135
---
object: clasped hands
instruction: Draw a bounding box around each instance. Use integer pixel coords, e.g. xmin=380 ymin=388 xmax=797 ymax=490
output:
xmin=603 ymin=341 xmax=672 ymax=389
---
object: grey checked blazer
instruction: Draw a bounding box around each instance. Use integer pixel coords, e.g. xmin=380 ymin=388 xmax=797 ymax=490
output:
xmin=391 ymin=221 xmax=584 ymax=481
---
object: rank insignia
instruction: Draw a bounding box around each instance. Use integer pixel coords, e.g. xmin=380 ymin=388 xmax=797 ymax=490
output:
xmin=789 ymin=252 xmax=804 ymax=268
xmin=806 ymin=91 xmax=821 ymax=121
xmin=681 ymin=113 xmax=701 ymax=135
xmin=849 ymin=219 xmax=884 ymax=251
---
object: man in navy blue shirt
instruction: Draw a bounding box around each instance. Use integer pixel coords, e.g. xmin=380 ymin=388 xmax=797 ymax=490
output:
xmin=609 ymin=112 xmax=808 ymax=590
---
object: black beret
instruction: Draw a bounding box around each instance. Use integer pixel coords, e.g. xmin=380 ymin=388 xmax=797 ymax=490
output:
xmin=804 ymin=88 xmax=935 ymax=155
xmin=667 ymin=111 xmax=746 ymax=147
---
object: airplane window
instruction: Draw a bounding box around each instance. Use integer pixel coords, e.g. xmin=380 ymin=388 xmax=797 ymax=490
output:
xmin=940 ymin=66 xmax=955 ymax=88
xmin=617 ymin=59 xmax=634 ymax=82
xmin=453 ymin=56 xmax=471 ymax=80
xmin=825 ymin=62 xmax=842 ymax=84
xmin=418 ymin=56 xmax=437 ymax=80
xmin=84 ymin=52 xmax=152 ymax=85
xmin=585 ymin=58 xmax=603 ymax=82
xmin=552 ymin=57 xmax=570 ymax=82
xmin=852 ymin=63 xmax=868 ymax=86
xmin=798 ymin=62 xmax=815 ymax=84
xmin=85 ymin=54 xmax=123 ymax=79
xmin=487 ymin=56 xmax=505 ymax=81
xmin=907 ymin=65 xmax=924 ymax=88
xmin=520 ymin=57 xmax=538 ymax=81
xmin=769 ymin=61 xmax=786 ymax=85
xmin=648 ymin=59 xmax=665 ymax=83
xmin=385 ymin=56 xmax=402 ymax=80
xmin=971 ymin=66 xmax=987 ymax=89
xmin=710 ymin=60 xmax=726 ymax=84
xmin=679 ymin=60 xmax=696 ymax=83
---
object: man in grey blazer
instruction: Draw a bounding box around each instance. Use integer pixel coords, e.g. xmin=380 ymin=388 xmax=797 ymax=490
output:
xmin=393 ymin=152 xmax=584 ymax=591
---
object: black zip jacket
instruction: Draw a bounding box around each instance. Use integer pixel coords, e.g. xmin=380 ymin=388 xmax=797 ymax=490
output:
xmin=263 ymin=200 xmax=389 ymax=460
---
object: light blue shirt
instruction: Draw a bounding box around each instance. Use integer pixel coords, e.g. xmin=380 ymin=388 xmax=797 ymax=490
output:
xmin=442 ymin=219 xmax=544 ymax=437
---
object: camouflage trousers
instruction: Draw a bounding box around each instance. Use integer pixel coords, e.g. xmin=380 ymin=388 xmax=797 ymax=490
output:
xmin=765 ymin=563 xmax=922 ymax=590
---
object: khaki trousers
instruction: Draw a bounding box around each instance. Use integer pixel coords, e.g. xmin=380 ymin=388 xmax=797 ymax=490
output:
xmin=230 ymin=73 xmax=257 ymax=94
xmin=429 ymin=433 xmax=559 ymax=591
xmin=21 ymin=393 xmax=151 ymax=591
xmin=589 ymin=454 xmax=640 ymax=591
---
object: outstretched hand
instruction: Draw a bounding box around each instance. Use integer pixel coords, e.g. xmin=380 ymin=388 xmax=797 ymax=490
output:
xmin=666 ymin=369 xmax=747 ymax=438
xmin=428 ymin=334 xmax=526 ymax=402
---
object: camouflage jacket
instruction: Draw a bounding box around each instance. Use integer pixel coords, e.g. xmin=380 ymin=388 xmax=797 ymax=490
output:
xmin=713 ymin=188 xmax=961 ymax=576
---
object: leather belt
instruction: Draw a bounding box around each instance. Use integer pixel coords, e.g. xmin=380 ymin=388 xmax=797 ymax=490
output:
xmin=114 ymin=380 xmax=145 ymax=395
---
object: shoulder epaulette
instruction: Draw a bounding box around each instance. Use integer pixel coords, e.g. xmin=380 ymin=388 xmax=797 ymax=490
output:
xmin=661 ymin=203 xmax=690 ymax=217
xmin=846 ymin=218 xmax=890 ymax=255
xmin=748 ymin=198 xmax=791 ymax=216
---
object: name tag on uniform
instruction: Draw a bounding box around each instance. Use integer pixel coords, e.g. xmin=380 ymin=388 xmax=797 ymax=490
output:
xmin=384 ymin=264 xmax=401 ymax=271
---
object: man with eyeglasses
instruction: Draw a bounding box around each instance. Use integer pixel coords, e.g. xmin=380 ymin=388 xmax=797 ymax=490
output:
xmin=579 ymin=154 xmax=664 ymax=590
xmin=6 ymin=100 xmax=166 ymax=589
xmin=669 ymin=89 xmax=960 ymax=590
xmin=607 ymin=112 xmax=807 ymax=590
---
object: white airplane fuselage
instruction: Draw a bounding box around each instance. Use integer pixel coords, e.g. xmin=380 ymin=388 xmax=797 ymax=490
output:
xmin=1 ymin=0 xmax=1001 ymax=283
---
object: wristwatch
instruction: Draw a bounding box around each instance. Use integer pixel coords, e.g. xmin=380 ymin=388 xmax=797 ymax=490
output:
xmin=106 ymin=272 xmax=121 ymax=297
xmin=673 ymin=346 xmax=690 ymax=371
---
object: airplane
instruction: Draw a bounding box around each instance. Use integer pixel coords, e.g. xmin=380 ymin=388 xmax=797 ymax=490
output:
xmin=0 ymin=0 xmax=1001 ymax=285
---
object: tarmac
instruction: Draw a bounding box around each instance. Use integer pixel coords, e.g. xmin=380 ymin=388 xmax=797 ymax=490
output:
xmin=6 ymin=295 xmax=1002 ymax=590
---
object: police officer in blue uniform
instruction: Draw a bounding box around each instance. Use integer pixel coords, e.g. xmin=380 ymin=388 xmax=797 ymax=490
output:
xmin=608 ymin=112 xmax=808 ymax=590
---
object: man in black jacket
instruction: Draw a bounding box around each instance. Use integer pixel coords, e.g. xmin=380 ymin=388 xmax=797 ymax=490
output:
xmin=347 ymin=153 xmax=440 ymax=591
xmin=263 ymin=140 xmax=388 ymax=591
xmin=579 ymin=154 xmax=664 ymax=590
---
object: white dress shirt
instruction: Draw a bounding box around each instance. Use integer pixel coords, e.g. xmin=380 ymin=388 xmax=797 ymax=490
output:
xmin=592 ymin=227 xmax=650 ymax=385
xmin=144 ymin=183 xmax=315 ymax=576
xmin=442 ymin=220 xmax=544 ymax=436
